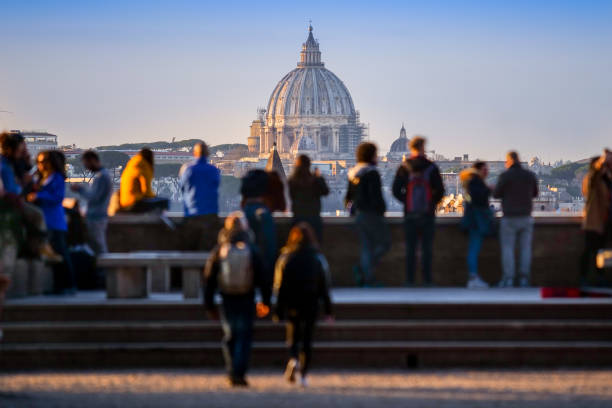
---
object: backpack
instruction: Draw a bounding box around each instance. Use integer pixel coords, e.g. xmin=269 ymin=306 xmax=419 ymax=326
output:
xmin=405 ymin=164 xmax=434 ymax=214
xmin=218 ymin=241 xmax=254 ymax=295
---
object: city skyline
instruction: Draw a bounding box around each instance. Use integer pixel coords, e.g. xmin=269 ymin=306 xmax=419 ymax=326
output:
xmin=1 ymin=1 xmax=611 ymax=162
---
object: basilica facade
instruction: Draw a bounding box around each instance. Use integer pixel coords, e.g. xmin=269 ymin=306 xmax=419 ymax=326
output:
xmin=248 ymin=25 xmax=368 ymax=160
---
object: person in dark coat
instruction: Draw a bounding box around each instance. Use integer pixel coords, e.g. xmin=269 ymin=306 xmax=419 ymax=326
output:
xmin=263 ymin=170 xmax=286 ymax=214
xmin=204 ymin=212 xmax=271 ymax=387
xmin=274 ymin=222 xmax=333 ymax=387
xmin=460 ymin=161 xmax=493 ymax=288
xmin=392 ymin=136 xmax=444 ymax=286
xmin=345 ymin=142 xmax=390 ymax=286
xmin=241 ymin=169 xmax=278 ymax=286
xmin=493 ymin=151 xmax=538 ymax=287
xmin=288 ymin=154 xmax=329 ymax=242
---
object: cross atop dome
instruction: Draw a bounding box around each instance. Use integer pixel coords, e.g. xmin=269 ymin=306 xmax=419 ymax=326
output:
xmin=298 ymin=23 xmax=324 ymax=67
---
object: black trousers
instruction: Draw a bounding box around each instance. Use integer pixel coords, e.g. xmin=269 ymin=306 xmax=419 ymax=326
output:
xmin=128 ymin=197 xmax=169 ymax=213
xmin=286 ymin=309 xmax=317 ymax=377
xmin=48 ymin=229 xmax=76 ymax=292
xmin=580 ymin=230 xmax=608 ymax=280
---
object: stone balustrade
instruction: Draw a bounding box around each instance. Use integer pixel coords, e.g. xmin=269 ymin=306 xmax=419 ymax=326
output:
xmin=107 ymin=215 xmax=596 ymax=287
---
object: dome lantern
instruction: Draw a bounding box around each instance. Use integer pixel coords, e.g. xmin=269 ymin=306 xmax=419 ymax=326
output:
xmin=298 ymin=24 xmax=324 ymax=67
xmin=400 ymin=123 xmax=407 ymax=139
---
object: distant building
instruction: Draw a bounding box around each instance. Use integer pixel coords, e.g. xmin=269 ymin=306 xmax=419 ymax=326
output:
xmin=248 ymin=24 xmax=368 ymax=160
xmin=19 ymin=131 xmax=58 ymax=155
xmin=386 ymin=124 xmax=409 ymax=161
xmin=441 ymin=172 xmax=461 ymax=196
xmin=99 ymin=150 xmax=193 ymax=164
xmin=437 ymin=159 xmax=510 ymax=175
xmin=150 ymin=151 xmax=193 ymax=164
xmin=61 ymin=149 xmax=85 ymax=160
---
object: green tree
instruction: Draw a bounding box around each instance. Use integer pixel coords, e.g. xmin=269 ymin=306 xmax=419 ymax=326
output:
xmin=550 ymin=162 xmax=583 ymax=181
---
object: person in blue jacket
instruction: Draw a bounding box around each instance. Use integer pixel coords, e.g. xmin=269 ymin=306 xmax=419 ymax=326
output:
xmin=179 ymin=142 xmax=221 ymax=250
xmin=27 ymin=150 xmax=76 ymax=294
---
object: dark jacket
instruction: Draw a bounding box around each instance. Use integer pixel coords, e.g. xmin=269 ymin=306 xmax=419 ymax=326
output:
xmin=289 ymin=175 xmax=329 ymax=217
xmin=243 ymin=201 xmax=278 ymax=278
xmin=203 ymin=229 xmax=271 ymax=312
xmin=264 ymin=171 xmax=286 ymax=213
xmin=392 ymin=156 xmax=444 ymax=216
xmin=460 ymin=168 xmax=493 ymax=235
xmin=493 ymin=163 xmax=538 ymax=217
xmin=460 ymin=168 xmax=491 ymax=208
xmin=608 ymin=176 xmax=612 ymax=225
xmin=345 ymin=163 xmax=386 ymax=216
xmin=273 ymin=246 xmax=332 ymax=319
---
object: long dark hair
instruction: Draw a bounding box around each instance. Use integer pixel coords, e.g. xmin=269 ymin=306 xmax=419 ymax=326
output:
xmin=38 ymin=150 xmax=67 ymax=179
xmin=284 ymin=222 xmax=319 ymax=252
xmin=289 ymin=154 xmax=315 ymax=187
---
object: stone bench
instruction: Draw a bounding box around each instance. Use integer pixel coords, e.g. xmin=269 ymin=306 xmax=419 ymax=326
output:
xmin=98 ymin=251 xmax=209 ymax=299
xmin=596 ymin=249 xmax=612 ymax=269
xmin=1 ymin=240 xmax=54 ymax=298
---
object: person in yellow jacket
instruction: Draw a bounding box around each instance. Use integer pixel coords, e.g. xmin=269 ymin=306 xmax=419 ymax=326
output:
xmin=117 ymin=148 xmax=168 ymax=213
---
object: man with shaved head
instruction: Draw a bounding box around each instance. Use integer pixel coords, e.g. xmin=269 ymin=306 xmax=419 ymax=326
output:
xmin=179 ymin=141 xmax=221 ymax=250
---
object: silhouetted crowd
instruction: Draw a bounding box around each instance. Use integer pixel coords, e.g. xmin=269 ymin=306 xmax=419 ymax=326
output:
xmin=1 ymin=130 xmax=611 ymax=384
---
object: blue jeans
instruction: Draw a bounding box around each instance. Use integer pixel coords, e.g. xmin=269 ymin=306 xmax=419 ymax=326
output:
xmin=355 ymin=212 xmax=391 ymax=283
xmin=404 ymin=214 xmax=435 ymax=285
xmin=467 ymin=229 xmax=484 ymax=278
xmin=221 ymin=296 xmax=255 ymax=379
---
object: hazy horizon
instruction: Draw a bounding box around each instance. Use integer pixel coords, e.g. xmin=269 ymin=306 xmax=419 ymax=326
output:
xmin=1 ymin=1 xmax=611 ymax=162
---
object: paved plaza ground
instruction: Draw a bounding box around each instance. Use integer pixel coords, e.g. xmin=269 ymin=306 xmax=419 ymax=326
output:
xmin=1 ymin=369 xmax=612 ymax=407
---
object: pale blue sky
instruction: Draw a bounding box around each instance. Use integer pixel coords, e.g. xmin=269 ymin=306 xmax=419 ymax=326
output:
xmin=1 ymin=1 xmax=611 ymax=161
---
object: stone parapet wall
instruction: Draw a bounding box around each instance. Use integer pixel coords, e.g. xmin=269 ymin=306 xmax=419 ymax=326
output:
xmin=107 ymin=215 xmax=590 ymax=287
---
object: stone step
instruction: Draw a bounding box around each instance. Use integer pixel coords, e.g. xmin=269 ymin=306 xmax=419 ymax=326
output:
xmin=3 ymin=320 xmax=612 ymax=343
xmin=5 ymin=302 xmax=612 ymax=322
xmin=1 ymin=341 xmax=612 ymax=369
